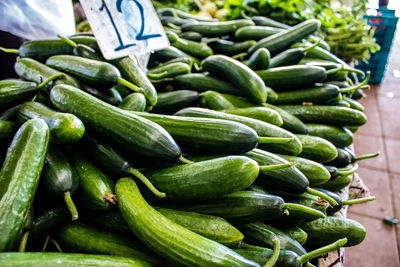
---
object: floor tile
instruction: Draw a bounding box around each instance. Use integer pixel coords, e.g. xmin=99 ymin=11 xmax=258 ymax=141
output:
xmin=345 ymin=213 xmax=399 ymax=267
xmin=384 ymin=138 xmax=400 ymax=174
xmin=348 ymin=168 xmax=394 ymax=219
xmin=356 ymin=108 xmax=383 ymax=137
xmin=353 ymin=134 xmax=388 ymax=171
xmin=377 ymin=93 xmax=400 ymax=118
xmin=381 ymin=113 xmax=400 ymax=139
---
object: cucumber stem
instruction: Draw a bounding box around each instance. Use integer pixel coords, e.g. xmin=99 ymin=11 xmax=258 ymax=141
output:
xmin=117 ymin=78 xmax=143 ymax=93
xmin=259 ymin=162 xmax=294 ymax=171
xmin=167 ymin=23 xmax=181 ymax=30
xmin=57 ymin=34 xmax=77 ymax=48
xmin=0 ymin=47 xmax=19 ymax=54
xmin=264 ymin=237 xmax=280 ymax=267
xmin=64 ymin=191 xmax=79 ymax=220
xmin=337 ymin=164 xmax=359 ymax=176
xmin=303 ymin=39 xmax=321 ymax=52
xmin=179 ymin=156 xmax=195 ymax=164
xmin=342 ymin=196 xmax=376 ymax=205
xmin=240 ymin=9 xmax=252 ymax=20
xmin=283 ymin=209 xmax=290 ymax=216
xmin=41 ymin=235 xmax=51 ymax=252
xmin=342 ymin=68 xmax=365 ymax=78
xmin=147 ymin=71 xmax=168 ymax=79
xmin=231 ymin=52 xmax=248 ymax=59
xmin=283 ymin=203 xmax=326 ymax=218
xmin=128 ymin=168 xmax=166 ymax=198
xmin=299 ymin=238 xmax=347 ymax=263
xmin=18 ymin=231 xmax=29 ymax=252
xmin=306 ymin=187 xmax=338 ymax=206
xmin=355 ymin=152 xmax=379 ymax=162
xmin=325 ymin=65 xmax=343 ymax=75
xmin=50 ymin=239 xmax=63 ymax=252
xmin=36 ymin=73 xmax=66 ymax=90
xmin=339 ymin=71 xmax=370 ymax=93
xmin=194 ymin=62 xmax=201 ymax=71
xmin=258 ymin=137 xmax=294 ymax=144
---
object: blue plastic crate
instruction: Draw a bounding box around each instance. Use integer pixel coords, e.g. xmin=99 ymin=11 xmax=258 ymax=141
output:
xmin=357 ymin=50 xmax=390 ymax=84
xmin=364 ymin=8 xmax=398 ymax=51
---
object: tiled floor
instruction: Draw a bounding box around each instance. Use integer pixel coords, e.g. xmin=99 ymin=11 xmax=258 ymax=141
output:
xmin=345 ymin=8 xmax=400 ymax=265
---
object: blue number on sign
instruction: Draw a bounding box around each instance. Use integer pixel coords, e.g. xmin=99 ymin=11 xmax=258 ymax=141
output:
xmin=99 ymin=0 xmax=136 ymax=51
xmin=116 ymin=0 xmax=161 ymax=41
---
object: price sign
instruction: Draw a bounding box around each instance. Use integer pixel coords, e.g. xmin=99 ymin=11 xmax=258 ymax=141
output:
xmin=80 ymin=0 xmax=169 ymax=60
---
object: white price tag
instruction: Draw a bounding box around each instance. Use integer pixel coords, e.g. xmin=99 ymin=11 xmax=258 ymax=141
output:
xmin=80 ymin=0 xmax=169 ymax=60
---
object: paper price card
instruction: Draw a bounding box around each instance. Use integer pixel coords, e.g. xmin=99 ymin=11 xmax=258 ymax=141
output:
xmin=80 ymin=0 xmax=169 ymax=60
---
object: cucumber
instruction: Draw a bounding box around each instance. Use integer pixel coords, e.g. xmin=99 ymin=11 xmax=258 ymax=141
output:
xmin=175 ymin=107 xmax=302 ymax=155
xmin=174 ymin=73 xmax=241 ymax=95
xmin=148 ymin=62 xmax=191 ymax=80
xmin=144 ymin=156 xmax=259 ymax=201
xmin=69 ymin=151 xmax=116 ymax=211
xmin=326 ymin=148 xmax=352 ymax=168
xmin=149 ymin=46 xmax=192 ymax=65
xmin=273 ymin=84 xmax=340 ymax=105
xmin=324 ymin=165 xmax=339 ymax=180
xmin=305 ymin=124 xmax=354 ymax=148
xmin=18 ymin=36 xmax=99 ymax=60
xmin=344 ymin=97 xmax=365 ymax=111
xmin=181 ymin=19 xmax=255 ymax=37
xmin=40 ymin=147 xmax=79 ymax=220
xmin=113 ymin=56 xmax=158 ymax=106
xmin=0 ymin=80 xmax=37 ymax=108
xmin=207 ymin=39 xmax=257 ymax=56
xmin=0 ymin=252 xmax=151 ymax=266
xmin=14 ymin=58 xmax=82 ymax=93
xmin=202 ymin=55 xmax=269 ymax=104
xmin=178 ymin=31 xmax=203 ymax=42
xmin=248 ymin=20 xmax=320 ymax=55
xmin=299 ymin=58 xmax=341 ymax=70
xmin=276 ymin=154 xmax=331 ymax=186
xmin=156 ymin=207 xmax=244 ymax=246
xmin=223 ymin=107 xmax=282 ymax=126
xmin=235 ymin=246 xmax=301 ymax=267
xmin=300 ymin=216 xmax=366 ymax=247
xmin=131 ymin=111 xmax=259 ymax=154
xmin=30 ymin=207 xmax=70 ymax=240
xmin=50 ymin=84 xmax=182 ymax=162
xmin=83 ymin=86 xmax=123 ymax=106
xmin=57 ymin=223 xmax=161 ymax=264
xmin=240 ymin=222 xmax=307 ymax=256
xmin=116 ymin=177 xmax=260 ymax=266
xmin=277 ymin=105 xmax=367 ymax=126
xmin=161 ymin=16 xmax=197 ymax=26
xmin=0 ymin=119 xmax=49 ymax=251
xmin=337 ymin=100 xmax=351 ymax=108
xmin=0 ymin=120 xmax=17 ymax=143
xmin=170 ymin=190 xmax=285 ymax=224
xmin=152 ymin=90 xmax=199 ymax=114
xmin=245 ymin=48 xmax=271 ymax=70
xmin=279 ymin=226 xmax=308 ymax=245
xmin=158 ymin=8 xmax=218 ymax=22
xmin=296 ymin=134 xmax=338 ymax=163
xmin=118 ymin=93 xmax=146 ymax=112
xmin=167 ymin=32 xmax=213 ymax=59
xmin=269 ymin=43 xmax=320 ymax=68
xmin=251 ymin=16 xmax=290 ymax=29
xmin=235 ymin=26 xmax=282 ymax=41
xmin=200 ymin=91 xmax=236 ymax=110
xmin=17 ymin=101 xmax=85 ymax=144
xmin=255 ymin=65 xmax=327 ymax=91
xmin=320 ymin=175 xmax=352 ymax=191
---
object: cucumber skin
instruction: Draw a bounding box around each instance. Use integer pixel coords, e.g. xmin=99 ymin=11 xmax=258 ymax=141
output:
xmin=30 ymin=207 xmax=70 ymax=240
xmin=208 ymin=40 xmax=257 ymax=56
xmin=235 ymin=246 xmax=300 ymax=267
xmin=320 ymin=175 xmax=351 ymax=191
xmin=273 ymin=84 xmax=340 ymax=105
xmin=0 ymin=119 xmax=49 ymax=251
xmin=153 ymin=90 xmax=199 ymax=114
xmin=118 ymin=93 xmax=147 ymax=112
xmin=200 ymin=91 xmax=236 ymax=110
xmin=279 ymin=226 xmax=308 ymax=246
xmin=170 ymin=38 xmax=213 ymax=59
xmin=116 ymin=178 xmax=260 ymax=267
xmin=181 ymin=20 xmax=255 ymax=37
xmin=174 ymin=73 xmax=241 ymax=95
xmin=305 ymin=124 xmax=354 ymax=148
xmin=144 ymin=156 xmax=259 ymax=201
xmin=17 ymin=101 xmax=85 ymax=144
xmin=50 ymin=85 xmax=181 ymax=163
xmin=0 ymin=252 xmax=151 ymax=267
xmin=149 ymin=62 xmax=191 ymax=79
xmin=0 ymin=80 xmax=37 ymax=108
xmin=246 ymin=48 xmax=271 ymax=70
xmin=223 ymin=107 xmax=283 ymax=127
xmin=0 ymin=120 xmax=17 ymax=143
xmin=235 ymin=26 xmax=282 ymax=41
xmin=296 ymin=134 xmax=338 ymax=163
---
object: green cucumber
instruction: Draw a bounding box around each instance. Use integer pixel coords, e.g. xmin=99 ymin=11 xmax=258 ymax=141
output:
xmin=30 ymin=207 xmax=69 ymax=240
xmin=144 ymin=156 xmax=259 ymax=201
xmin=240 ymin=222 xmax=307 ymax=256
xmin=0 ymin=252 xmax=151 ymax=266
xmin=41 ymin=147 xmax=79 ymax=220
xmin=273 ymin=84 xmax=340 ymax=104
xmin=249 ymin=20 xmax=320 ymax=55
xmin=251 ymin=16 xmax=290 ymax=29
xmin=148 ymin=62 xmax=191 ymax=79
xmin=300 ymin=216 xmax=366 ymax=247
xmin=269 ymin=42 xmax=320 ymax=68
xmin=82 ymin=210 xmax=132 ymax=236
xmin=255 ymin=65 xmax=327 ymax=91
xmin=200 ymin=91 xmax=236 ymax=110
xmin=305 ymin=124 xmax=354 ymax=148
xmin=0 ymin=80 xmax=37 ymax=108
xmin=207 ymin=39 xmax=257 ymax=56
xmin=118 ymin=93 xmax=146 ymax=112
xmin=116 ymin=177 xmax=260 ymax=267
xmin=326 ymin=148 xmax=352 ymax=168
xmin=159 ymin=8 xmax=218 ymax=22
xmin=324 ymin=165 xmax=339 ymax=180
xmin=277 ymin=154 xmax=331 ymax=186
xmin=245 ymin=48 xmax=271 ymax=70
xmin=152 ymin=90 xmax=199 ymax=114
xmin=161 ymin=16 xmax=197 ymax=26
xmin=223 ymin=107 xmax=282 ymax=126
xmin=167 ymin=32 xmax=213 ymax=59
xmin=344 ymin=97 xmax=365 ymax=111
xmin=0 ymin=119 xmax=49 ymax=251
xmin=57 ymin=35 xmax=104 ymax=61
xmin=277 ymin=105 xmax=367 ymax=126
xmin=174 ymin=73 xmax=241 ymax=95
xmin=83 ymin=86 xmax=123 ymax=106
xmin=320 ymin=175 xmax=352 ymax=191
xmin=0 ymin=120 xmax=17 ymax=143
xmin=296 ymin=134 xmax=338 ymax=163
xmin=235 ymin=245 xmax=301 ymax=267
xmin=181 ymin=19 xmax=255 ymax=37
xmin=175 ymin=107 xmax=302 ymax=155
xmin=57 ymin=223 xmax=161 ymax=264
xmin=149 ymin=46 xmax=193 ymax=65
xmin=50 ymin=84 xmax=182 ymax=162
xmin=178 ymin=31 xmax=203 ymax=42
xmin=279 ymin=226 xmax=308 ymax=246
xmin=17 ymin=101 xmax=85 ymax=144
xmin=235 ymin=26 xmax=282 ymax=41
xmin=69 ymin=151 xmax=116 ymax=211
xmin=337 ymin=100 xmax=351 ymax=108
xmin=202 ymin=55 xmax=269 ymax=104
xmin=155 ymin=207 xmax=244 ymax=246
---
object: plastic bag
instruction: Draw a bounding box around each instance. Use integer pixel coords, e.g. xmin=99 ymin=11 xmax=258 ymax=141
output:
xmin=0 ymin=0 xmax=75 ymax=40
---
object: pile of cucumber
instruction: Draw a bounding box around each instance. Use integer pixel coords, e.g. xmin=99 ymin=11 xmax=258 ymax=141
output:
xmin=0 ymin=8 xmax=377 ymax=267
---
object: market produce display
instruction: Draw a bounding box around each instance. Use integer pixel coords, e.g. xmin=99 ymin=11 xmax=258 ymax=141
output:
xmin=0 ymin=6 xmax=378 ymax=267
